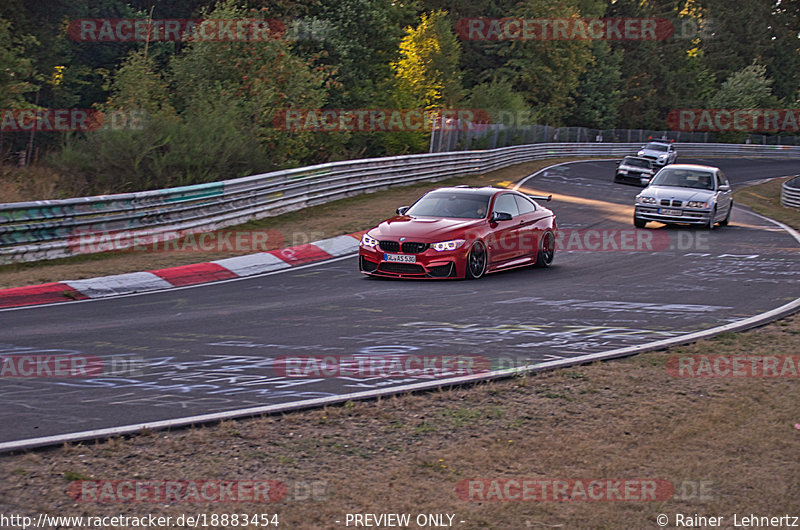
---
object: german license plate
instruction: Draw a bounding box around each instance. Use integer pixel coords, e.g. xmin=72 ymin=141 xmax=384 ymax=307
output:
xmin=385 ymin=253 xmax=416 ymax=263
xmin=660 ymin=208 xmax=682 ymax=216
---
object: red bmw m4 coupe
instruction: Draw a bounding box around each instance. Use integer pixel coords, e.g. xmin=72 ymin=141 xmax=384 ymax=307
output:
xmin=359 ymin=186 xmax=557 ymax=279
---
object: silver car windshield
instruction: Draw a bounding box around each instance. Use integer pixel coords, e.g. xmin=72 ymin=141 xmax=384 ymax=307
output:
xmin=650 ymin=168 xmax=714 ymax=190
xmin=624 ymin=158 xmax=651 ymax=168
xmin=645 ymin=143 xmax=669 ymax=152
xmin=405 ymin=192 xmax=491 ymax=219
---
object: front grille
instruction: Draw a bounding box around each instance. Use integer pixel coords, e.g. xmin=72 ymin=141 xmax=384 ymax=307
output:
xmin=360 ymin=256 xmax=378 ymax=272
xmin=401 ymin=242 xmax=428 ymax=254
xmin=378 ymin=263 xmax=425 ymax=274
xmin=379 ymin=241 xmax=399 ymax=252
xmin=660 ymin=199 xmax=682 ymax=207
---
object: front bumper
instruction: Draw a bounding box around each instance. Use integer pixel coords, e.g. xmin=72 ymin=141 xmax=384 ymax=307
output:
xmin=616 ymin=171 xmax=653 ymax=186
xmin=641 ymin=156 xmax=669 ymax=167
xmin=634 ymin=205 xmax=712 ymax=225
xmin=358 ymin=246 xmax=466 ymax=279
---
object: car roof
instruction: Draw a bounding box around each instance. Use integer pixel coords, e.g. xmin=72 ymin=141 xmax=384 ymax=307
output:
xmin=646 ymin=140 xmax=672 ymax=144
xmin=428 ymin=186 xmax=508 ymax=197
xmin=658 ymin=164 xmax=718 ymax=172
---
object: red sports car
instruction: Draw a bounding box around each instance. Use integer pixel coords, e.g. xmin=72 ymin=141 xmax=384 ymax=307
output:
xmin=359 ymin=186 xmax=557 ymax=279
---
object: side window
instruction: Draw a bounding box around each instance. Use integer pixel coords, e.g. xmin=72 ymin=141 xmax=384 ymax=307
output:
xmin=716 ymin=171 xmax=727 ymax=188
xmin=514 ymin=194 xmax=536 ymax=214
xmin=493 ymin=194 xmax=519 ymax=217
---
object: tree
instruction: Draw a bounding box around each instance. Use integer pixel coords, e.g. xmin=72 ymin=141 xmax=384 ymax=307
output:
xmin=708 ymin=62 xmax=778 ymax=109
xmin=392 ymin=10 xmax=464 ymax=108
xmin=566 ymin=41 xmax=623 ymax=129
xmin=0 ymin=18 xmax=38 ymax=108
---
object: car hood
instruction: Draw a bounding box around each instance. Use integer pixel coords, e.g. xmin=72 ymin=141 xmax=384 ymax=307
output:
xmin=643 ymin=186 xmax=715 ymax=201
xmin=369 ymin=216 xmax=484 ymax=241
xmin=619 ymin=163 xmax=654 ymax=173
xmin=640 ymin=149 xmax=669 ymax=158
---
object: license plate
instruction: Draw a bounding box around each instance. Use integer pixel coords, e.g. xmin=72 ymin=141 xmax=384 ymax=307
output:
xmin=384 ymin=253 xmax=416 ymax=263
xmin=660 ymin=208 xmax=682 ymax=216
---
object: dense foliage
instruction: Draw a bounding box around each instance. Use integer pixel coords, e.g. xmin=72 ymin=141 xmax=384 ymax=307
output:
xmin=0 ymin=0 xmax=797 ymax=193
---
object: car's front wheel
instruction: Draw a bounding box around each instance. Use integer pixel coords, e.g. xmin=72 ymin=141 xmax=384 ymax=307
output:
xmin=706 ymin=206 xmax=717 ymax=230
xmin=634 ymin=216 xmax=647 ymax=228
xmin=534 ymin=231 xmax=555 ymax=268
xmin=719 ymin=201 xmax=732 ymax=226
xmin=465 ymin=241 xmax=487 ymax=279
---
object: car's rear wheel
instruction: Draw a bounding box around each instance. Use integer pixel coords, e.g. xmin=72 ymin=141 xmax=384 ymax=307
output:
xmin=719 ymin=202 xmax=732 ymax=226
xmin=634 ymin=216 xmax=647 ymax=228
xmin=534 ymin=231 xmax=555 ymax=268
xmin=465 ymin=241 xmax=487 ymax=279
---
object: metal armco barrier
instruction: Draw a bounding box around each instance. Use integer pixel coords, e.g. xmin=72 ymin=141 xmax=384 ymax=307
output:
xmin=2 ymin=142 xmax=799 ymax=264
xmin=781 ymin=177 xmax=800 ymax=209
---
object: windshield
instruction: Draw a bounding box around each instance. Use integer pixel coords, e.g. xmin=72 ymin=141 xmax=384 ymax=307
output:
xmin=650 ymin=168 xmax=714 ymax=190
xmin=644 ymin=142 xmax=669 ymax=152
xmin=405 ymin=192 xmax=491 ymax=219
xmin=624 ymin=158 xmax=652 ymax=169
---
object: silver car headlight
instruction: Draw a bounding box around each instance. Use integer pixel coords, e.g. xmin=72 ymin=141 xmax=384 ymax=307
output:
xmin=361 ymin=233 xmax=379 ymax=247
xmin=637 ymin=150 xmax=645 ymax=156
xmin=618 ymin=169 xmax=628 ymax=174
xmin=686 ymin=201 xmax=709 ymax=208
xmin=637 ymin=196 xmax=657 ymax=204
xmin=431 ymin=239 xmax=465 ymax=251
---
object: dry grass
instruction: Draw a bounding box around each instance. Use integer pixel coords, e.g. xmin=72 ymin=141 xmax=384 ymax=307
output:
xmin=734 ymin=175 xmax=800 ymax=231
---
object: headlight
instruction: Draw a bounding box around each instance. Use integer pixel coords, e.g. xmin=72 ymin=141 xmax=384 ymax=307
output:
xmin=431 ymin=239 xmax=465 ymax=251
xmin=658 ymin=155 xmax=667 ymax=160
xmin=686 ymin=201 xmax=709 ymax=208
xmin=618 ymin=169 xmax=628 ymax=174
xmin=637 ymin=150 xmax=644 ymax=156
xmin=361 ymin=233 xmax=379 ymax=247
xmin=637 ymin=196 xmax=656 ymax=204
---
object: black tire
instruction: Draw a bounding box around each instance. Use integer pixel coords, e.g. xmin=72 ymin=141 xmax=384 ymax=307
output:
xmin=534 ymin=231 xmax=555 ymax=268
xmin=706 ymin=206 xmax=717 ymax=230
xmin=719 ymin=201 xmax=732 ymax=227
xmin=634 ymin=217 xmax=647 ymax=228
xmin=465 ymin=241 xmax=487 ymax=279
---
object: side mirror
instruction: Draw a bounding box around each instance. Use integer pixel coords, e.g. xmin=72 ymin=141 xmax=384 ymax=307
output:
xmin=491 ymin=211 xmax=513 ymax=222
xmin=719 ymin=184 xmax=730 ymax=192
xmin=396 ymin=206 xmax=409 ymax=215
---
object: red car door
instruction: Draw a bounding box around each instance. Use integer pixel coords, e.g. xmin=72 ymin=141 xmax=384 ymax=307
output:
xmin=487 ymin=193 xmax=523 ymax=265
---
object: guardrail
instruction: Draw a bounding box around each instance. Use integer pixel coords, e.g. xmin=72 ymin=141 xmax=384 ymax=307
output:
xmin=781 ymin=177 xmax=800 ymax=209
xmin=2 ymin=142 xmax=799 ymax=264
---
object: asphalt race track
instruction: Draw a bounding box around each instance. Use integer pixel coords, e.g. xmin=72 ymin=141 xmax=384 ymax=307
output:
xmin=1 ymin=157 xmax=798 ymax=448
